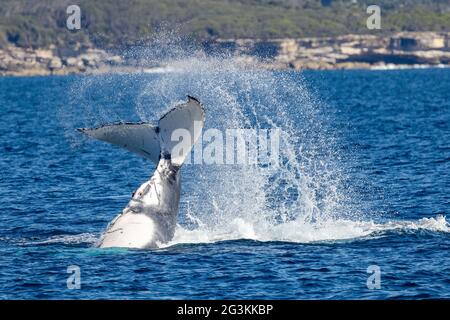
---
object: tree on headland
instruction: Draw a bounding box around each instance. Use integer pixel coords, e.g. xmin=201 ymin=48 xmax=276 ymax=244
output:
xmin=0 ymin=0 xmax=449 ymax=49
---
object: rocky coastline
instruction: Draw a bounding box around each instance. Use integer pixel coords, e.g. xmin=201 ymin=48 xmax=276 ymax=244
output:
xmin=1 ymin=32 xmax=450 ymax=76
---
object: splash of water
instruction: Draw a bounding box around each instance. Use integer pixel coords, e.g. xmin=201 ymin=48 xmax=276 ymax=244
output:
xmin=14 ymin=216 xmax=449 ymax=247
xmin=165 ymin=215 xmax=450 ymax=246
xmin=60 ymin=31 xmax=448 ymax=247
xmin=128 ymin=38 xmax=355 ymax=236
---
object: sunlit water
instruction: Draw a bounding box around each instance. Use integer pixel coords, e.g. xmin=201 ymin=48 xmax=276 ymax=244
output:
xmin=0 ymin=65 xmax=449 ymax=299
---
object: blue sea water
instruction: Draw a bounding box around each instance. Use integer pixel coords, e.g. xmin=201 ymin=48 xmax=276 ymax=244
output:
xmin=0 ymin=67 xmax=449 ymax=299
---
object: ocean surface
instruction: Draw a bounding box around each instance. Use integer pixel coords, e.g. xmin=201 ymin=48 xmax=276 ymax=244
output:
xmin=0 ymin=66 xmax=449 ymax=299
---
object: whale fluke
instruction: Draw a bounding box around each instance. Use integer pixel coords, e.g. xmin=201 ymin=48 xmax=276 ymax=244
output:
xmin=78 ymin=96 xmax=205 ymax=249
xmin=78 ymin=123 xmax=161 ymax=163
xmin=78 ymin=96 xmax=205 ymax=166
xmin=158 ymin=96 xmax=205 ymax=166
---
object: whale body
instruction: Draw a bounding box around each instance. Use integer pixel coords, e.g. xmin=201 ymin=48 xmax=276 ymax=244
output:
xmin=78 ymin=96 xmax=205 ymax=249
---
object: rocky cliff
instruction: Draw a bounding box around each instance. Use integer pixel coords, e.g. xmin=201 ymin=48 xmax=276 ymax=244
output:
xmin=1 ymin=32 xmax=450 ymax=76
xmin=0 ymin=45 xmax=124 ymax=76
xmin=216 ymin=32 xmax=450 ymax=70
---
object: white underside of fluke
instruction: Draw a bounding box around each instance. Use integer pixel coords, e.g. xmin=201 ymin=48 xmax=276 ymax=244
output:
xmin=78 ymin=96 xmax=205 ymax=166
xmin=80 ymin=123 xmax=160 ymax=163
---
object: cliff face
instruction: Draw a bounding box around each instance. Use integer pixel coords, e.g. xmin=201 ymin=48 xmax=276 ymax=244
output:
xmin=1 ymin=32 xmax=450 ymax=76
xmin=214 ymin=32 xmax=450 ymax=70
xmin=0 ymin=45 xmax=123 ymax=76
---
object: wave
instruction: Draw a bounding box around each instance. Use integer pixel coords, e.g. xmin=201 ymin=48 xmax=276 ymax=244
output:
xmin=11 ymin=215 xmax=447 ymax=248
xmin=370 ymin=64 xmax=450 ymax=71
xmin=163 ymin=215 xmax=450 ymax=247
xmin=22 ymin=233 xmax=99 ymax=246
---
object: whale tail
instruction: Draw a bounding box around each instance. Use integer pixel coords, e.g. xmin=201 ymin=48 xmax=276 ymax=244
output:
xmin=78 ymin=96 xmax=205 ymax=167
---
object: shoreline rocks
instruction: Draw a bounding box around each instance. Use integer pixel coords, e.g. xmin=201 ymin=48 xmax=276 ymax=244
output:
xmin=0 ymin=45 xmax=124 ymax=76
xmin=216 ymin=32 xmax=450 ymax=71
xmin=1 ymin=32 xmax=450 ymax=76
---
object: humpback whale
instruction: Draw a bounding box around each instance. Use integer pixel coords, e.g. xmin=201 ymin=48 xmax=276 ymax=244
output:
xmin=78 ymin=96 xmax=205 ymax=249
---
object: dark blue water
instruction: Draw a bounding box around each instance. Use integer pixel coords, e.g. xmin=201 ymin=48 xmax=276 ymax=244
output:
xmin=0 ymin=68 xmax=449 ymax=299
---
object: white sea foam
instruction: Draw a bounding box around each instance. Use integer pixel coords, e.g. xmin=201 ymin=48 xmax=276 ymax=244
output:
xmin=163 ymin=215 xmax=449 ymax=247
xmin=21 ymin=215 xmax=448 ymax=247
xmin=370 ymin=63 xmax=450 ymax=71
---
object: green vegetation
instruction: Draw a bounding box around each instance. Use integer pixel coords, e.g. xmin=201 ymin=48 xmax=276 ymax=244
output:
xmin=0 ymin=0 xmax=449 ymax=48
